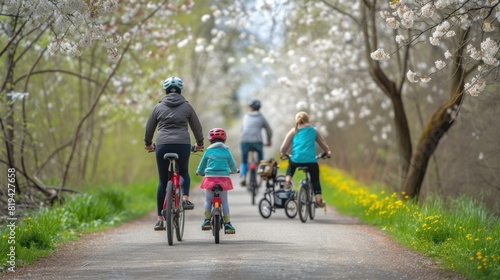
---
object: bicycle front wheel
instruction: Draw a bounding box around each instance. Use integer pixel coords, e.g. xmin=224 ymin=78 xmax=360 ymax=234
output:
xmin=165 ymin=181 xmax=175 ymax=245
xmin=175 ymin=186 xmax=184 ymax=242
xmin=297 ymin=184 xmax=308 ymax=223
xmin=308 ymin=184 xmax=316 ymax=220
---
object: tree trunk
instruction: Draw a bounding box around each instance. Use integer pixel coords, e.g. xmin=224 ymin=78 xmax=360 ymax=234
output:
xmin=402 ymin=28 xmax=469 ymax=199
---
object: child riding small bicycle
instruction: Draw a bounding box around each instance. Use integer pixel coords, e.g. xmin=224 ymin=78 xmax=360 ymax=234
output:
xmin=196 ymin=128 xmax=239 ymax=234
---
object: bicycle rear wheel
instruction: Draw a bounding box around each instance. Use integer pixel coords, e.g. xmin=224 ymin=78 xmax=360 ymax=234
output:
xmin=297 ymin=184 xmax=308 ymax=223
xmin=175 ymin=186 xmax=184 ymax=242
xmin=165 ymin=181 xmax=175 ymax=245
xmin=249 ymin=169 xmax=258 ymax=205
xmin=308 ymin=184 xmax=316 ymax=220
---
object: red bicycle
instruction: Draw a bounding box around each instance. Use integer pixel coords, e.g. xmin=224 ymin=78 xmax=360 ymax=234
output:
xmin=161 ymin=152 xmax=185 ymax=245
xmin=152 ymin=145 xmax=201 ymax=246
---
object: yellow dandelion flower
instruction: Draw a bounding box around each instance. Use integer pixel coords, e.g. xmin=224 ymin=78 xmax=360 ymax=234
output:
xmin=470 ymin=257 xmax=475 ymax=261
xmin=478 ymin=265 xmax=482 ymax=270
xmin=486 ymin=237 xmax=492 ymax=241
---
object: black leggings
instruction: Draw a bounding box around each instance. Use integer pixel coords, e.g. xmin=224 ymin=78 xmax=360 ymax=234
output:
xmin=155 ymin=144 xmax=191 ymax=216
xmin=286 ymin=161 xmax=322 ymax=195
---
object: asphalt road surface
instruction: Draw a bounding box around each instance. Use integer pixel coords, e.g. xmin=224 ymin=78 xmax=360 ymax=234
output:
xmin=2 ymin=175 xmax=463 ymax=280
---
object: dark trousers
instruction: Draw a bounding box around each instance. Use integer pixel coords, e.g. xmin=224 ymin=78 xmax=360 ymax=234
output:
xmin=286 ymin=161 xmax=322 ymax=195
xmin=155 ymin=144 xmax=191 ymax=216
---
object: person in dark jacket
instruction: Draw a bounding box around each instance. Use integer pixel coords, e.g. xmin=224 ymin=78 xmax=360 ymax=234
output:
xmin=144 ymin=76 xmax=204 ymax=231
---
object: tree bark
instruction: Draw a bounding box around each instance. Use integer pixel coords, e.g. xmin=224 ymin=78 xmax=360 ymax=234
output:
xmin=402 ymin=28 xmax=469 ymax=199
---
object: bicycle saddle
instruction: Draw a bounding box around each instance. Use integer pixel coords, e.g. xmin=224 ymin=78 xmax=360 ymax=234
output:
xmin=163 ymin=153 xmax=179 ymax=160
xmin=298 ymin=166 xmax=309 ymax=172
xmin=211 ymin=184 xmax=223 ymax=192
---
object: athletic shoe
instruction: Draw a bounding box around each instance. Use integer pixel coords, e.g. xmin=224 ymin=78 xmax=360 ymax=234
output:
xmin=201 ymin=219 xmax=211 ymax=230
xmin=183 ymin=200 xmax=195 ymax=210
xmin=154 ymin=220 xmax=165 ymax=231
xmin=224 ymin=222 xmax=235 ymax=234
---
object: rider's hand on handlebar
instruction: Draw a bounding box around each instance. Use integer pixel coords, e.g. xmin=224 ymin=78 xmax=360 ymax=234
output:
xmin=191 ymin=144 xmax=204 ymax=152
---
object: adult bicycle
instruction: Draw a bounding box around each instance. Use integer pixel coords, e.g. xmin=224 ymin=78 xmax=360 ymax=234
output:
xmin=287 ymin=152 xmax=330 ymax=223
xmin=151 ymin=145 xmax=201 ymax=246
xmin=245 ymin=150 xmax=261 ymax=205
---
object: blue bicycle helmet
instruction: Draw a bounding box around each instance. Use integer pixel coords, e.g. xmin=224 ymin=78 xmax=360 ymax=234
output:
xmin=248 ymin=99 xmax=261 ymax=110
xmin=163 ymin=76 xmax=183 ymax=93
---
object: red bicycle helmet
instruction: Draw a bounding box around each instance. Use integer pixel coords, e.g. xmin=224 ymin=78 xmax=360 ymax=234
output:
xmin=208 ymin=128 xmax=227 ymax=142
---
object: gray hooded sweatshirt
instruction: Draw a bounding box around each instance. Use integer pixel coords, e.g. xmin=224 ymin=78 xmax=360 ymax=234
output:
xmin=240 ymin=111 xmax=272 ymax=144
xmin=144 ymin=93 xmax=204 ymax=146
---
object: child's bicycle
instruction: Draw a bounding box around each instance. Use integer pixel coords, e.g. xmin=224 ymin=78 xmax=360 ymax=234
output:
xmin=257 ymin=158 xmax=297 ymax=219
xmin=208 ymin=184 xmax=225 ymax=244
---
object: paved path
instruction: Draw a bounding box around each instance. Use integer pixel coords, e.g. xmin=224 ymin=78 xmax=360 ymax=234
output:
xmin=2 ymin=176 xmax=463 ymax=280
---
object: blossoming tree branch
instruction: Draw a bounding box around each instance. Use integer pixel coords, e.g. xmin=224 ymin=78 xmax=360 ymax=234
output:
xmin=371 ymin=0 xmax=499 ymax=97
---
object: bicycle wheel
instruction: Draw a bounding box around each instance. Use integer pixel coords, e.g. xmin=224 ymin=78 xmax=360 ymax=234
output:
xmin=165 ymin=181 xmax=174 ymax=245
xmin=297 ymin=184 xmax=308 ymax=223
xmin=214 ymin=214 xmax=221 ymax=244
xmin=249 ymin=169 xmax=258 ymax=205
xmin=284 ymin=198 xmax=297 ymax=219
xmin=175 ymin=186 xmax=184 ymax=242
xmin=308 ymin=184 xmax=316 ymax=220
xmin=258 ymin=198 xmax=272 ymax=218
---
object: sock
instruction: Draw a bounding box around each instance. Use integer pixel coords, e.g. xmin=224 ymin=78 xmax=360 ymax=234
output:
xmin=204 ymin=210 xmax=211 ymax=219
xmin=223 ymin=215 xmax=230 ymax=223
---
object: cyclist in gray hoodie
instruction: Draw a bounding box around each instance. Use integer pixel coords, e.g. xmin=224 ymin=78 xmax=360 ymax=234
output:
xmin=239 ymin=99 xmax=272 ymax=186
xmin=144 ymin=76 xmax=204 ymax=231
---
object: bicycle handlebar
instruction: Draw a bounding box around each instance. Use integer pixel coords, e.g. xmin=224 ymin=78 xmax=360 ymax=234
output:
xmin=146 ymin=143 xmax=204 ymax=153
xmin=280 ymin=152 xmax=331 ymax=160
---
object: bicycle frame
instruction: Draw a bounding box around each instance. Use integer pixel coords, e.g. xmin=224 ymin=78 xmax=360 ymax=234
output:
xmin=162 ymin=153 xmax=185 ymax=246
xmin=163 ymin=159 xmax=181 ymax=210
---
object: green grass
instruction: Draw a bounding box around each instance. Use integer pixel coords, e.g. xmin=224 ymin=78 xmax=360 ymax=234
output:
xmin=0 ymin=179 xmax=157 ymax=272
xmin=320 ymin=165 xmax=499 ymax=280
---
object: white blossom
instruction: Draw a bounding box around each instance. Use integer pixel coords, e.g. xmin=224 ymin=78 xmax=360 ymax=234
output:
xmin=395 ymin=35 xmax=406 ymax=44
xmin=370 ymin=48 xmax=390 ymax=60
xmin=386 ymin=18 xmax=399 ymax=29
xmin=465 ymin=77 xmax=486 ymax=96
xmin=435 ymin=60 xmax=446 ymax=70
xmin=421 ymin=3 xmax=434 ymax=18
xmin=481 ymin=38 xmax=499 ymax=65
xmin=201 ymin=14 xmax=211 ymax=23
xmin=420 ymin=76 xmax=431 ymax=83
xmin=429 ymin=37 xmax=440 ymax=46
xmin=483 ymin=22 xmax=495 ymax=32
xmin=444 ymin=50 xmax=452 ymax=59
xmin=406 ymin=70 xmax=418 ymax=83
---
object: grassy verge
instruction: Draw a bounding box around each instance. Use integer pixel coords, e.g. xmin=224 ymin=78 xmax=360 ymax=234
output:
xmin=0 ymin=180 xmax=157 ymax=272
xmin=320 ymin=165 xmax=499 ymax=280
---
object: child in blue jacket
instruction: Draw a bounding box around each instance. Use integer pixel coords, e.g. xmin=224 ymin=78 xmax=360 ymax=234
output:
xmin=196 ymin=128 xmax=239 ymax=234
